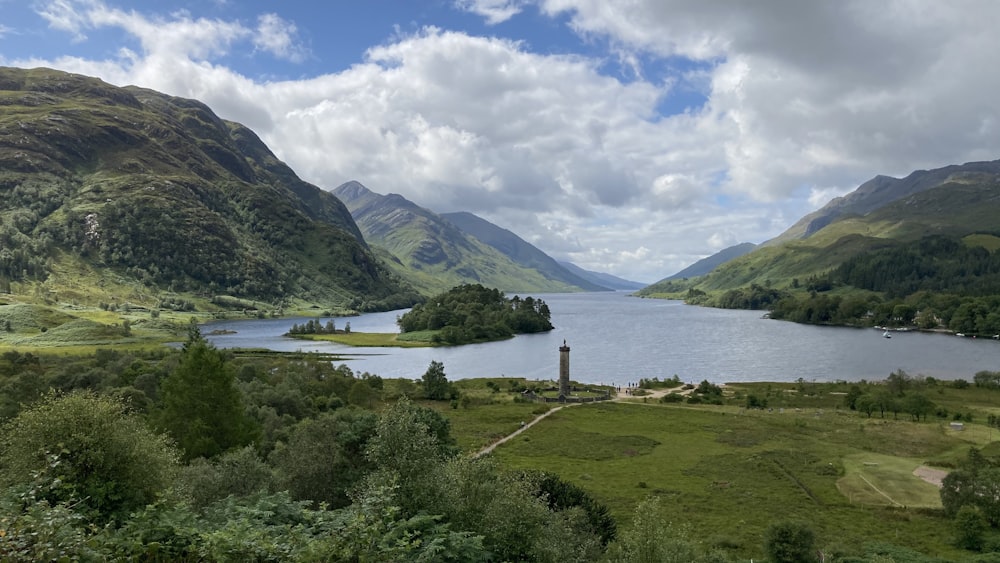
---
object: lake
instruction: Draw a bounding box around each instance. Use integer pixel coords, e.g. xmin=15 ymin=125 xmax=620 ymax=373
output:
xmin=202 ymin=291 xmax=1000 ymax=386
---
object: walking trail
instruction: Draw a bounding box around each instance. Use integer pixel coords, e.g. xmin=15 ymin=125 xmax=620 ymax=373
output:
xmin=473 ymin=385 xmax=678 ymax=458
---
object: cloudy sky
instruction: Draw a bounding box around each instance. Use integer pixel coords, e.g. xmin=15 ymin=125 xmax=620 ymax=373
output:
xmin=3 ymin=1 xmax=1000 ymax=283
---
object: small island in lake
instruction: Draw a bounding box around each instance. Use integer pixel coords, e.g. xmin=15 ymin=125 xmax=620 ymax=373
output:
xmin=397 ymin=284 xmax=553 ymax=345
xmin=286 ymin=284 xmax=554 ymax=347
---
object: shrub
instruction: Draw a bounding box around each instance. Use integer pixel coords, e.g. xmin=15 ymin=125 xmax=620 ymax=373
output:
xmin=0 ymin=391 xmax=180 ymax=522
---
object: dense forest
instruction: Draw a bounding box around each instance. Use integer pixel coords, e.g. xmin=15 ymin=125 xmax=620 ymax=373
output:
xmin=396 ymin=283 xmax=553 ymax=344
xmin=704 ymin=235 xmax=1000 ymax=336
xmin=832 ymin=235 xmax=1000 ymax=299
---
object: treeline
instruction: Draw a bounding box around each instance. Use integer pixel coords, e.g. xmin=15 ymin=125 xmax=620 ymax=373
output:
xmin=286 ymin=318 xmax=349 ymax=335
xmin=840 ymin=370 xmax=951 ymax=421
xmin=833 ymin=235 xmax=1000 ymax=298
xmin=769 ymin=289 xmax=1000 ymax=335
xmin=397 ymin=283 xmax=553 ymax=345
xmin=700 ymin=235 xmax=1000 ymax=336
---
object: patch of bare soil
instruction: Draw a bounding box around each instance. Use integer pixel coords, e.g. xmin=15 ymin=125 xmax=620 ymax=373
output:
xmin=913 ymin=465 xmax=948 ymax=488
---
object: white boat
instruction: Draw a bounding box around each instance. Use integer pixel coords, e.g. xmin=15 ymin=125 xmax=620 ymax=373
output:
xmin=883 ymin=330 xmax=892 ymax=339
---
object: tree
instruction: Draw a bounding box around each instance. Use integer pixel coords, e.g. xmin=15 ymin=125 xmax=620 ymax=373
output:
xmin=364 ymin=396 xmax=459 ymax=516
xmin=157 ymin=338 xmax=257 ymax=460
xmin=855 ymin=393 xmax=877 ymax=417
xmin=903 ymin=393 xmax=935 ymax=421
xmin=954 ymin=505 xmax=987 ymax=551
xmin=270 ymin=408 xmax=377 ymax=508
xmin=886 ymin=369 xmax=911 ymax=395
xmin=348 ymin=380 xmax=378 ymax=408
xmin=0 ymin=391 xmax=179 ymax=522
xmin=422 ymin=360 xmax=452 ymax=400
xmin=764 ymin=520 xmax=815 ymax=563
xmin=604 ymin=496 xmax=705 ymax=563
xmin=177 ymin=446 xmax=274 ymax=509
xmin=523 ymin=470 xmax=617 ymax=546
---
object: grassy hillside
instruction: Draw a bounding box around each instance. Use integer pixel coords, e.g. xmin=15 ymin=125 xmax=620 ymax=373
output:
xmin=0 ymin=67 xmax=418 ymax=317
xmin=640 ymin=178 xmax=1000 ymax=299
xmin=333 ymin=181 xmax=586 ymax=294
xmin=441 ymin=211 xmax=609 ymax=291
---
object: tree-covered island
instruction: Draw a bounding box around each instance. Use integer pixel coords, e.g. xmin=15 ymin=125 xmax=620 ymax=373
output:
xmin=396 ymin=283 xmax=553 ymax=345
xmin=283 ymin=284 xmax=554 ymax=347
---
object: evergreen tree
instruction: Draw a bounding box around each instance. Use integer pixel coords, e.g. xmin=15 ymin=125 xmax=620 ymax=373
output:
xmin=157 ymin=337 xmax=257 ymax=460
xmin=422 ymin=360 xmax=451 ymax=400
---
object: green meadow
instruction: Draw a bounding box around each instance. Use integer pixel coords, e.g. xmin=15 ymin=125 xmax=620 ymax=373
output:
xmin=436 ymin=379 xmax=1000 ymax=560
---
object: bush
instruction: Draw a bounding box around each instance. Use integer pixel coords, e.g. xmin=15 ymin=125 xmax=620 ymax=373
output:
xmin=0 ymin=391 xmax=180 ymax=522
xmin=764 ymin=520 xmax=815 ymax=563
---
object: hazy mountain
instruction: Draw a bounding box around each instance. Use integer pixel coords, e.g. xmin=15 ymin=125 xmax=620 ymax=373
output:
xmin=557 ymin=261 xmax=645 ymax=290
xmin=332 ymin=182 xmax=589 ymax=294
xmin=0 ymin=67 xmax=418 ymax=310
xmin=662 ymin=243 xmax=758 ymax=281
xmin=440 ymin=211 xmax=610 ymax=291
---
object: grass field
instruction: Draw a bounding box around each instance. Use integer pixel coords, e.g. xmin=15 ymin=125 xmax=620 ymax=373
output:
xmin=463 ymin=394 xmax=985 ymax=560
xmin=291 ymin=331 xmax=435 ymax=347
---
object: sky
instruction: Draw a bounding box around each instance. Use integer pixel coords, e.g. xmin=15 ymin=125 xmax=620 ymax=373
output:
xmin=3 ymin=1 xmax=1000 ymax=283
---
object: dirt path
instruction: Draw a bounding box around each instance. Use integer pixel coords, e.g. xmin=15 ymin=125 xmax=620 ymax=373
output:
xmin=473 ymin=385 xmax=686 ymax=458
xmin=858 ymin=474 xmax=903 ymax=507
xmin=474 ymin=403 xmax=578 ymax=458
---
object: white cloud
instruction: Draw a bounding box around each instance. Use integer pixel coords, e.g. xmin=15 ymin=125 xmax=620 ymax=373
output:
xmin=454 ymin=0 xmax=527 ymax=25
xmin=36 ymin=0 xmax=93 ymax=41
xmin=12 ymin=1 xmax=1000 ymax=283
xmin=254 ymin=13 xmax=309 ymax=63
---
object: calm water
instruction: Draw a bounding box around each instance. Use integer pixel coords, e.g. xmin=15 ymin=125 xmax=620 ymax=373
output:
xmin=202 ymin=291 xmax=1000 ymax=386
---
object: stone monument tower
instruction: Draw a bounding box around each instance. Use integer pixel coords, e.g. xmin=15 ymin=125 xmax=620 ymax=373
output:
xmin=558 ymin=340 xmax=570 ymax=398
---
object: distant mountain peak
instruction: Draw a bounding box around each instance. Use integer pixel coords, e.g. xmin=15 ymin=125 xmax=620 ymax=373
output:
xmin=332 ymin=184 xmax=595 ymax=294
xmin=767 ymin=159 xmax=1000 ymax=245
xmin=663 ymin=242 xmax=758 ymax=281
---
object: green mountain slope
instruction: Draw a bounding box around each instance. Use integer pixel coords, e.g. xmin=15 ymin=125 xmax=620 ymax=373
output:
xmin=0 ymin=66 xmax=416 ymax=311
xmin=687 ymin=161 xmax=1000 ymax=293
xmin=766 ymin=159 xmax=1000 ymax=245
xmin=331 ymin=181 xmax=587 ymax=294
xmin=440 ymin=211 xmax=610 ymax=291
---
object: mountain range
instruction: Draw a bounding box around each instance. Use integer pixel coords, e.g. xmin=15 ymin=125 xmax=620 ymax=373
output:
xmin=4 ymin=65 xmax=999 ymax=317
xmin=662 ymin=243 xmax=757 ymax=281
xmin=332 ymin=181 xmax=629 ymax=294
xmin=640 ymin=158 xmax=1000 ymax=296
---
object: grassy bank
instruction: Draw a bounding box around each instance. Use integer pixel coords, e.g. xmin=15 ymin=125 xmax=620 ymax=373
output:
xmin=289 ymin=331 xmax=436 ymax=347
